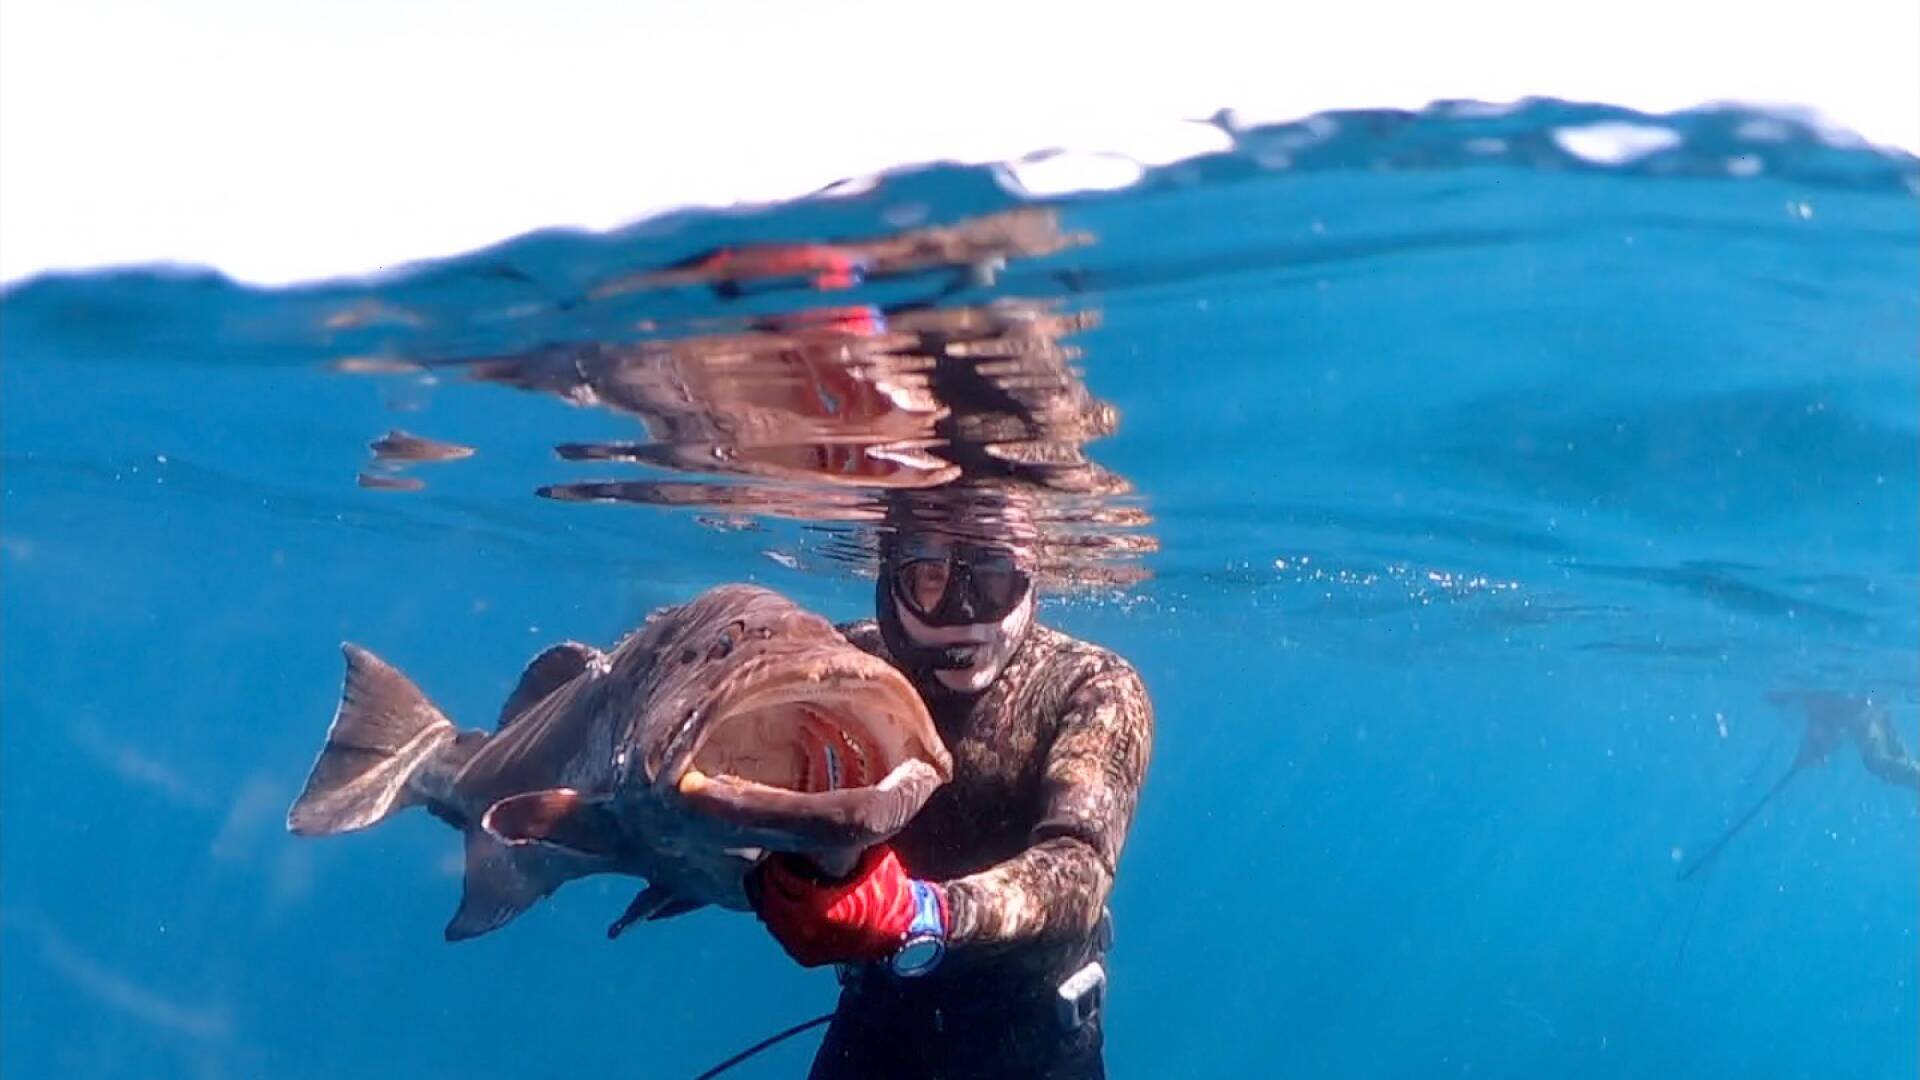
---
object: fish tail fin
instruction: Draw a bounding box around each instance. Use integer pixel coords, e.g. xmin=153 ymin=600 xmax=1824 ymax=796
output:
xmin=287 ymin=644 xmax=459 ymax=836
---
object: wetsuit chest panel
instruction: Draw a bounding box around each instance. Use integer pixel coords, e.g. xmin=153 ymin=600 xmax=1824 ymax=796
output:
xmin=837 ymin=622 xmax=1100 ymax=878
xmin=822 ymin=620 xmax=1144 ymax=1079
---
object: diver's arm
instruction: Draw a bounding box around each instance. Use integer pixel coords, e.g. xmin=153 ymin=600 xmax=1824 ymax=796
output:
xmin=941 ymin=665 xmax=1154 ymax=951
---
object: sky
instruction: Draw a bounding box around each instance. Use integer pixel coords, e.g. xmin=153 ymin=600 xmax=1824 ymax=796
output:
xmin=2 ymin=0 xmax=1915 ymax=286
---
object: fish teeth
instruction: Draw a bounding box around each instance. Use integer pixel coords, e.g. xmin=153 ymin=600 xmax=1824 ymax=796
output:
xmin=842 ymin=729 xmax=870 ymax=787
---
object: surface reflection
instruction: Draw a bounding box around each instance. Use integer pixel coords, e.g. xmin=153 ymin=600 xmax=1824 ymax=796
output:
xmin=591 ymin=207 xmax=1092 ymax=299
xmin=342 ymin=209 xmax=1152 ymax=590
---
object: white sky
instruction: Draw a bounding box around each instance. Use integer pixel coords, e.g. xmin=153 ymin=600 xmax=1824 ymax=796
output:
xmin=2 ymin=0 xmax=1915 ymax=286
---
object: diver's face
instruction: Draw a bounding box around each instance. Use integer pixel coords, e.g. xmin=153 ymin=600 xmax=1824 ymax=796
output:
xmin=886 ymin=532 xmax=1035 ymax=693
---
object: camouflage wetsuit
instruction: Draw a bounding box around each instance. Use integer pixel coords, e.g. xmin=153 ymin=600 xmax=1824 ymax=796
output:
xmin=807 ymin=620 xmax=1154 ymax=1080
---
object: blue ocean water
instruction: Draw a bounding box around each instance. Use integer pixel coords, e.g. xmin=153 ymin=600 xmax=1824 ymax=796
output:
xmin=3 ymin=99 xmax=1916 ymax=1078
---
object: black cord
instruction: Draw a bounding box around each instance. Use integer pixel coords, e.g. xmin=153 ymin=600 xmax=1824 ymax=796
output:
xmin=691 ymin=1012 xmax=835 ymax=1080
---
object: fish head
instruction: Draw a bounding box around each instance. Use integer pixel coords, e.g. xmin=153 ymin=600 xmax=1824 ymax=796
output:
xmin=632 ymin=585 xmax=951 ymax=860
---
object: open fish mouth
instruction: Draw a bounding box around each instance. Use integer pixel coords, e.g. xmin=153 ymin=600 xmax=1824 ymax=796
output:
xmin=683 ymin=666 xmax=947 ymax=791
xmin=671 ymin=661 xmax=950 ymax=850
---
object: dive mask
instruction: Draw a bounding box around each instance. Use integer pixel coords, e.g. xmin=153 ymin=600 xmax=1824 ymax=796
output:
xmin=889 ymin=537 xmax=1032 ymax=625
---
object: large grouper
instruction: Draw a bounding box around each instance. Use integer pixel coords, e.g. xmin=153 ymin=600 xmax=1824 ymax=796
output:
xmin=286 ymin=584 xmax=951 ymax=941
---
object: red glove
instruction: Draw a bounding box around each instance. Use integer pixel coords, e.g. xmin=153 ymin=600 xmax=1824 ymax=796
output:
xmin=748 ymin=846 xmax=947 ymax=968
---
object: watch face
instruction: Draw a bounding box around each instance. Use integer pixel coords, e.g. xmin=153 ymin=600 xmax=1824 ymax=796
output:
xmin=892 ymin=936 xmax=944 ymax=977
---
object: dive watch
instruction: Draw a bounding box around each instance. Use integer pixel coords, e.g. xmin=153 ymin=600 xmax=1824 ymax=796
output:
xmin=890 ymin=879 xmax=947 ymax=977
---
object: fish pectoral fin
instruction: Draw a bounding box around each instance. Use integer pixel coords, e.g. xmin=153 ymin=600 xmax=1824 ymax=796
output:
xmin=676 ymin=760 xmax=943 ymax=849
xmin=497 ymin=642 xmax=603 ymax=729
xmin=481 ymin=789 xmax=626 ymax=860
xmin=606 ymin=884 xmax=709 ymax=940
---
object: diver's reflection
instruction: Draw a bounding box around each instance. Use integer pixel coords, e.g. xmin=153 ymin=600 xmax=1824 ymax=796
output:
xmin=591 ymin=207 xmax=1092 ymax=300
xmin=463 ymin=305 xmax=952 ymax=490
xmin=429 ymin=292 xmax=1154 ymax=586
xmin=454 ymin=298 xmax=1119 ymax=496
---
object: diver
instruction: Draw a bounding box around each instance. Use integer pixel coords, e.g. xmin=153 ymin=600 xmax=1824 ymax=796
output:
xmin=1810 ymin=692 xmax=1920 ymax=792
xmin=744 ymin=485 xmax=1155 ymax=1079
xmin=1679 ymin=689 xmax=1918 ymax=881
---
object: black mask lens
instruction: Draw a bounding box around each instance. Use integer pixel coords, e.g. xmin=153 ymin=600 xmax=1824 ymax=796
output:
xmin=965 ymin=556 xmax=1028 ymax=620
xmin=890 ymin=544 xmax=1029 ymax=625
xmin=893 ymin=559 xmax=951 ymax=619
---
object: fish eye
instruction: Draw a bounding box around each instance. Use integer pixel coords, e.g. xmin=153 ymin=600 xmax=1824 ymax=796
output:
xmin=707 ymin=620 xmax=747 ymax=661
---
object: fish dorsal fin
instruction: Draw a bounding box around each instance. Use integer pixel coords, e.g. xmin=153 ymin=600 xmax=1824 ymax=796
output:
xmin=497 ymin=642 xmax=602 ymax=729
xmin=481 ymin=789 xmax=626 ymax=860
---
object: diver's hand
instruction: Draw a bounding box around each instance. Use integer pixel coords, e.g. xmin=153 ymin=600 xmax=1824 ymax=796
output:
xmin=746 ymin=846 xmax=946 ymax=968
